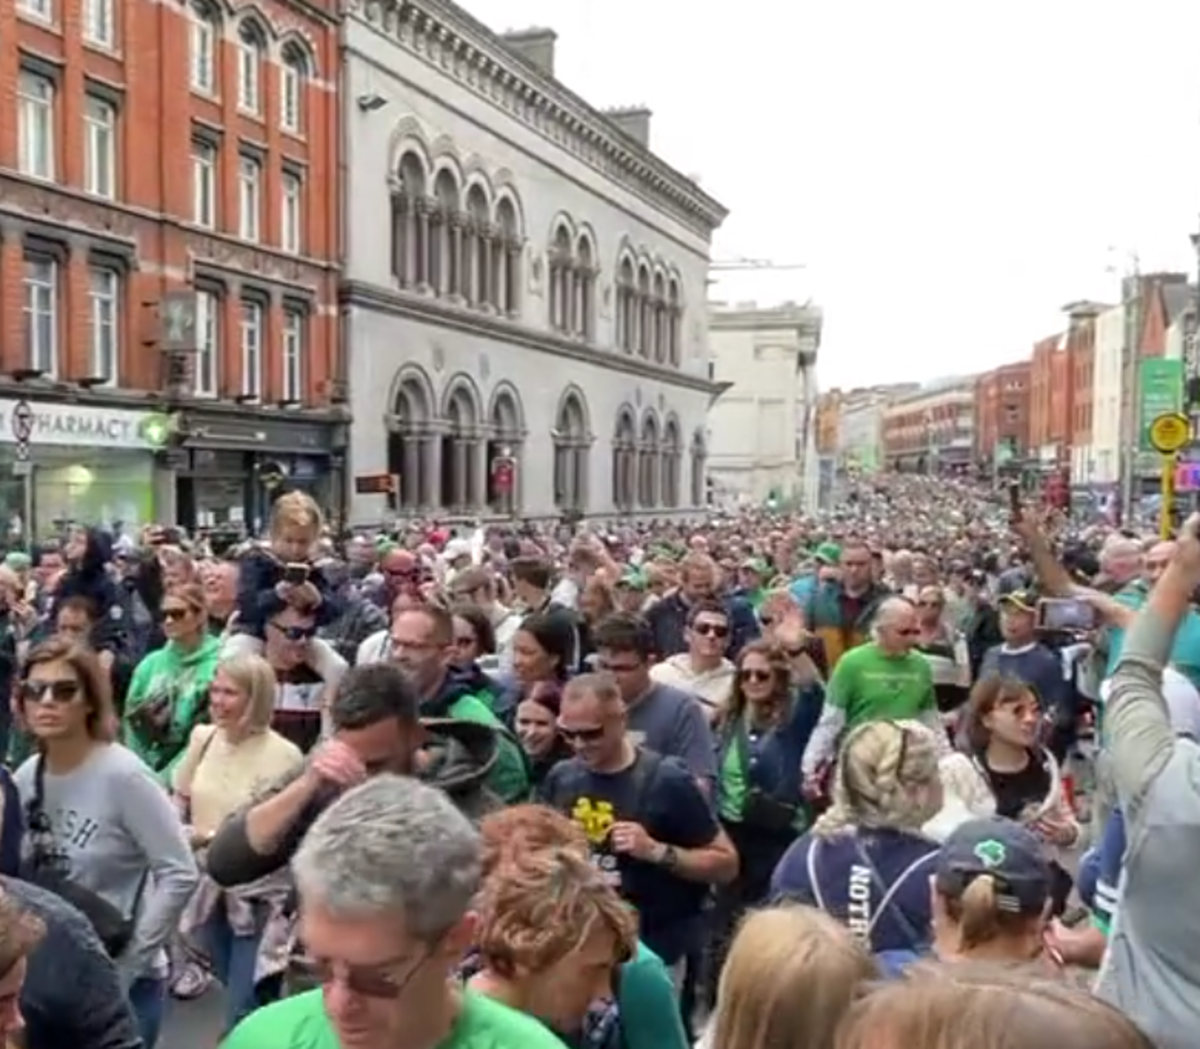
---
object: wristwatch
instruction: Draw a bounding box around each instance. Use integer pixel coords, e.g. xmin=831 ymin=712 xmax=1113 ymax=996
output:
xmin=656 ymin=843 xmax=680 ymax=870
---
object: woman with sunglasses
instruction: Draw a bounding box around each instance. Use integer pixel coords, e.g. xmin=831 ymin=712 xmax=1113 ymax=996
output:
xmin=706 ymin=640 xmax=822 ymax=1000
xmin=13 ymin=637 xmax=198 ymax=1048
xmin=123 ymin=583 xmax=222 ymax=780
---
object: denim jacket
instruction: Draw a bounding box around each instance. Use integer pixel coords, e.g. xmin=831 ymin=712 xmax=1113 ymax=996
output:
xmin=715 ymin=683 xmax=824 ymax=809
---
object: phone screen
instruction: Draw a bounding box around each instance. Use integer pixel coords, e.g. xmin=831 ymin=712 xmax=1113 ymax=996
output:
xmin=1037 ymin=598 xmax=1096 ymax=633
xmin=1007 ymin=482 xmax=1021 ymax=512
xmin=284 ymin=563 xmax=310 ymax=585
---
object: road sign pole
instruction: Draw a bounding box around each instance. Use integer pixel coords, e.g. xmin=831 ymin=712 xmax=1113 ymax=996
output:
xmin=1162 ymin=454 xmax=1176 ymax=540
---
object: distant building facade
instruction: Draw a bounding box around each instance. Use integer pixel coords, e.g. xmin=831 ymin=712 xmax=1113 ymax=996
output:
xmin=706 ymin=301 xmax=822 ymax=508
xmin=882 ymin=378 xmax=976 ymax=473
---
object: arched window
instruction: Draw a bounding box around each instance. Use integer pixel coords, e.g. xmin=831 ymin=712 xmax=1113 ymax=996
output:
xmin=280 ymin=44 xmax=309 ymax=133
xmin=495 ymin=197 xmax=521 ymax=316
xmin=612 ymin=410 xmax=637 ymax=512
xmin=615 ymin=258 xmax=636 ymax=352
xmin=638 ymin=413 xmax=660 ymax=508
xmin=236 ymin=20 xmax=266 ymax=115
xmin=391 ymin=151 xmax=427 ymax=288
xmin=635 ymin=265 xmax=651 ymax=358
xmin=576 ymin=235 xmax=595 ymax=342
xmin=661 ymin=418 xmax=681 ymax=508
xmin=651 ymin=271 xmax=666 ymax=364
xmin=548 ymin=224 xmax=573 ymax=334
xmin=431 ymin=168 xmax=460 ymax=298
xmin=553 ymin=390 xmax=590 ymax=512
xmin=189 ymin=1 xmax=220 ymax=95
xmin=667 ymin=278 xmax=682 ymax=366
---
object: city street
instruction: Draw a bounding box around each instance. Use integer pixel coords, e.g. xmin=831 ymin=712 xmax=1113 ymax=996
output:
xmin=162 ymin=990 xmax=225 ymax=1049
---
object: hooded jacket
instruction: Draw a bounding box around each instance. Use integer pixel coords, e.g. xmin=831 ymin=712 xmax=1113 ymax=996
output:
xmin=123 ymin=634 xmax=223 ymax=778
xmin=205 ymin=719 xmax=503 ymax=888
xmin=49 ymin=527 xmax=125 ymax=654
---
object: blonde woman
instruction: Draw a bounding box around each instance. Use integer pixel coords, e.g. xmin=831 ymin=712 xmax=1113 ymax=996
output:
xmin=834 ymin=963 xmax=1155 ymax=1049
xmin=770 ymin=720 xmax=943 ymax=974
xmin=172 ymin=653 xmax=304 ymax=1035
xmin=467 ymin=849 xmax=639 ymax=1047
xmin=701 ymin=905 xmax=874 ymax=1049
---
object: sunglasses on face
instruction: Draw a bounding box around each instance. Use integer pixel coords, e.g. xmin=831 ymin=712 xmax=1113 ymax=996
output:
xmin=895 ymin=628 xmax=920 ymax=637
xmin=21 ymin=679 xmax=81 ymax=705
xmin=300 ymin=948 xmax=429 ymax=1000
xmin=559 ymin=724 xmax=605 ymax=743
xmin=385 ymin=568 xmax=418 ymax=580
xmin=692 ymin=622 xmax=729 ymax=639
xmin=162 ymin=607 xmax=192 ymax=622
xmin=739 ymin=668 xmax=774 ymax=684
xmin=271 ymin=623 xmax=317 ymax=642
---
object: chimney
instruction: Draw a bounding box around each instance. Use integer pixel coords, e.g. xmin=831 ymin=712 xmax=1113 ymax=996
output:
xmin=605 ymin=106 xmax=652 ymax=149
xmin=500 ymin=28 xmax=557 ymax=77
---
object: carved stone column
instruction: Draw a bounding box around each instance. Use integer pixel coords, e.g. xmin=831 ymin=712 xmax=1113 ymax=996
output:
xmin=414 ymin=197 xmax=433 ymax=294
xmin=422 ymin=431 xmax=444 ymax=511
xmin=479 ymin=225 xmax=496 ymax=313
xmin=428 ymin=207 xmax=444 ymax=296
xmin=472 ymin=438 xmax=490 ymax=514
xmin=451 ymin=438 xmax=469 ymax=512
xmin=449 ymin=213 xmax=466 ymax=303
xmin=402 ymin=435 xmax=422 ymax=510
xmin=505 ymin=241 xmax=521 ymax=317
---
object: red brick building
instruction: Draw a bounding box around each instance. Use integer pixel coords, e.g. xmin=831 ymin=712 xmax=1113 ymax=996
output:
xmin=882 ymin=380 xmax=976 ymax=473
xmin=974 ymin=361 xmax=1030 ymax=465
xmin=0 ymin=0 xmax=342 ymax=530
xmin=1028 ymin=332 xmax=1072 ymax=465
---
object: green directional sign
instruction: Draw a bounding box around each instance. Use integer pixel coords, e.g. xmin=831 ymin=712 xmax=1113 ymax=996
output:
xmin=1139 ymin=359 xmax=1184 ymax=453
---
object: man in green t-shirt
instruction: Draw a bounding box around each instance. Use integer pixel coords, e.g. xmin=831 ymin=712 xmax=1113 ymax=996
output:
xmin=222 ymin=775 xmax=566 ymax=1049
xmin=801 ymin=596 xmax=943 ymax=792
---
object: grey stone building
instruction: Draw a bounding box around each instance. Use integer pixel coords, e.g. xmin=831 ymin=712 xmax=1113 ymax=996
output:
xmin=342 ymin=0 xmax=727 ymax=523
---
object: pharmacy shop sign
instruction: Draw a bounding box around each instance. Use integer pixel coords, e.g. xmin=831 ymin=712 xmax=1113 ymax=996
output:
xmin=0 ymin=401 xmax=166 ymax=450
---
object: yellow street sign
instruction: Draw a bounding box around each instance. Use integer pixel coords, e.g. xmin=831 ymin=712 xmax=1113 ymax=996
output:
xmin=1148 ymin=412 xmax=1191 ymax=455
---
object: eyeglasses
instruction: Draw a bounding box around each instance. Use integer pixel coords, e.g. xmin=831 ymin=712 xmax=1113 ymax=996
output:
xmin=270 ymin=623 xmax=317 ymax=642
xmin=559 ymin=724 xmax=606 ymax=743
xmin=20 ymin=679 xmax=81 ymax=705
xmin=162 ymin=607 xmax=191 ymax=622
xmin=739 ymin=668 xmax=774 ymax=684
xmin=300 ymin=946 xmax=430 ymax=1000
xmin=692 ymin=622 xmax=729 ymax=639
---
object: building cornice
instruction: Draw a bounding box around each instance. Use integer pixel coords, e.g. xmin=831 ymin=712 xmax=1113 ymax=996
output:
xmin=341 ymin=280 xmax=725 ymax=396
xmin=347 ymin=0 xmax=728 ymax=236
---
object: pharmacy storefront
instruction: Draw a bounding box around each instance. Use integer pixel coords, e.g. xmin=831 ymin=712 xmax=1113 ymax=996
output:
xmin=0 ymin=399 xmax=165 ymax=537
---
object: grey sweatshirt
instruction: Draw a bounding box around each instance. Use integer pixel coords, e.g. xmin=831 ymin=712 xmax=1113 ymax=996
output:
xmin=14 ymin=744 xmax=198 ymax=986
xmin=1094 ymin=604 xmax=1200 ymax=1048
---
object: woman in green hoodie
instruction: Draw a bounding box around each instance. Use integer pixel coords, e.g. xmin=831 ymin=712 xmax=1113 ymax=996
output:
xmin=124 ymin=582 xmax=222 ymax=780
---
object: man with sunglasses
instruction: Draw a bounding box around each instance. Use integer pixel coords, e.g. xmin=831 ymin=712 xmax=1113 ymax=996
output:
xmin=801 ymin=597 xmax=943 ymax=797
xmin=223 ymin=774 xmax=565 ymax=1049
xmin=649 ymin=601 xmax=735 ymax=722
xmin=265 ymin=605 xmax=347 ymax=753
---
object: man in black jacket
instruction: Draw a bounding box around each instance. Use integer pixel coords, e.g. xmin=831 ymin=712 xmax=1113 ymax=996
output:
xmin=206 ymin=663 xmax=501 ymax=888
xmin=3 ymin=876 xmax=142 ymax=1049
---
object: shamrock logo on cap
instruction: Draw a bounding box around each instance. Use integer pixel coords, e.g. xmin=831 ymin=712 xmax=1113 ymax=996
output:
xmin=973 ymin=839 xmax=1006 ymax=869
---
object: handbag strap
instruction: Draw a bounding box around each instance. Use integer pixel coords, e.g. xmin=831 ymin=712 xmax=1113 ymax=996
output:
xmin=30 ymin=754 xmax=150 ymax=923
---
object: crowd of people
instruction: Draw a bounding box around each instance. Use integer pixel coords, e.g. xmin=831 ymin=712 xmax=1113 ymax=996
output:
xmin=0 ymin=473 xmax=1190 ymax=1048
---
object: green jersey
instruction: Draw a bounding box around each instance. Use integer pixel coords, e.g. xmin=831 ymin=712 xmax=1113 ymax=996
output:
xmin=826 ymin=642 xmax=935 ymax=728
xmin=222 ymin=988 xmax=568 ymax=1049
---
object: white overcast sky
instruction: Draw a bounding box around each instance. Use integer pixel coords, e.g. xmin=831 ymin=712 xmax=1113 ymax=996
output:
xmin=464 ymin=0 xmax=1200 ymax=389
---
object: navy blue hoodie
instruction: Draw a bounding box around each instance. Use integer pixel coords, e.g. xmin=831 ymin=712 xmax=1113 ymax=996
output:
xmin=236 ymin=546 xmax=340 ymax=636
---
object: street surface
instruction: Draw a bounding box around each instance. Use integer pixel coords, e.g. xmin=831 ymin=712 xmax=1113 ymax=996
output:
xmin=162 ymin=989 xmax=226 ymax=1049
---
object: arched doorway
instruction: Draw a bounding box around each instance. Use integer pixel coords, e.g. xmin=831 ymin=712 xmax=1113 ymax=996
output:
xmin=661 ymin=416 xmax=681 ymax=508
xmin=612 ymin=409 xmax=637 ymax=513
xmin=487 ymin=385 xmax=524 ymax=515
xmin=638 ymin=412 xmax=660 ymax=508
xmin=386 ymin=368 xmax=434 ymax=510
xmin=553 ymin=389 xmax=590 ymax=514
xmin=440 ymin=380 xmax=481 ymax=514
